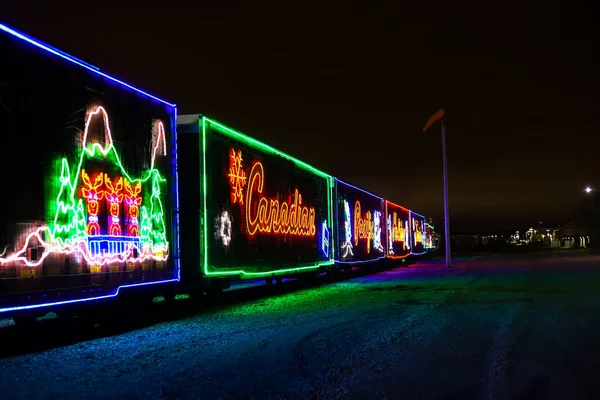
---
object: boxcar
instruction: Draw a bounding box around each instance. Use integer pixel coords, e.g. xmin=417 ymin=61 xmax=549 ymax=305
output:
xmin=409 ymin=210 xmax=427 ymax=255
xmin=333 ymin=179 xmax=386 ymax=266
xmin=0 ymin=23 xmax=179 ymax=320
xmin=177 ymin=115 xmax=334 ymax=289
xmin=425 ymin=221 xmax=437 ymax=250
xmin=385 ymin=200 xmax=411 ymax=260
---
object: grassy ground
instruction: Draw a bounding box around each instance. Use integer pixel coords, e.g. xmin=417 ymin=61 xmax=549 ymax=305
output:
xmin=1 ymin=252 xmax=600 ymax=399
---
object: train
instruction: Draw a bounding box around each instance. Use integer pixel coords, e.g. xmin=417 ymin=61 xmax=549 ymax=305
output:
xmin=0 ymin=22 xmax=437 ymax=326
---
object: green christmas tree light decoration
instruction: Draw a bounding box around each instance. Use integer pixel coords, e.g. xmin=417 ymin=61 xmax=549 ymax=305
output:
xmin=49 ymin=158 xmax=87 ymax=246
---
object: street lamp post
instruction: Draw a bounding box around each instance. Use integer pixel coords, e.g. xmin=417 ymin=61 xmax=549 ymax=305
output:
xmin=585 ymin=187 xmax=595 ymax=247
xmin=423 ymin=109 xmax=451 ymax=268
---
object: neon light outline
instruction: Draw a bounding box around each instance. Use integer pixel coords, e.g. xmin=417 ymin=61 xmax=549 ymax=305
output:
xmin=354 ymin=201 xmax=373 ymax=253
xmin=385 ymin=200 xmax=411 ymax=259
xmin=0 ymin=23 xmax=181 ymax=294
xmin=0 ymin=228 xmax=168 ymax=270
xmin=425 ymin=222 xmax=436 ymax=249
xmin=172 ymin=106 xmax=181 ymax=282
xmin=390 ymin=214 xmax=407 ymax=246
xmin=334 ymin=179 xmax=386 ymax=264
xmin=216 ymin=211 xmax=232 ymax=247
xmin=321 ymin=221 xmax=330 ymax=257
xmin=227 ymin=149 xmax=247 ymax=205
xmin=0 ymin=279 xmax=176 ymax=314
xmin=124 ymin=179 xmax=142 ymax=237
xmin=150 ymin=121 xmax=168 ymax=169
xmin=335 ymin=257 xmax=383 ymax=265
xmin=207 ymin=118 xmax=331 ymax=178
xmin=405 ymin=220 xmax=411 ymax=251
xmin=373 ymin=210 xmax=384 ymax=253
xmin=49 ymin=106 xmax=168 ymax=251
xmin=1 ymin=104 xmax=178 ymax=314
xmin=87 ymin=235 xmax=141 ymax=257
xmin=0 ymin=22 xmax=175 ymax=107
xmin=0 ymin=21 xmax=179 ymax=312
xmin=335 ymin=178 xmax=384 ymax=200
xmin=104 ymin=174 xmax=124 ymax=236
xmin=1 ymin=106 xmax=170 ymax=266
xmin=81 ymin=170 xmax=104 ymax=235
xmin=409 ymin=210 xmax=427 ymax=256
xmin=201 ymin=117 xmax=334 ymax=277
xmin=387 ymin=214 xmax=394 ymax=256
xmin=340 ymin=200 xmax=354 ymax=259
xmin=245 ymin=160 xmax=316 ymax=237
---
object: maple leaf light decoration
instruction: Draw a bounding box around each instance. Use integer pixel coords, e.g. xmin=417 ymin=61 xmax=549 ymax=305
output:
xmin=228 ymin=149 xmax=247 ymax=204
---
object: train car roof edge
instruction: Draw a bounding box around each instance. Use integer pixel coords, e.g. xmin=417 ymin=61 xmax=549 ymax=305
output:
xmin=0 ymin=21 xmax=176 ymax=108
xmin=335 ymin=178 xmax=384 ymax=200
xmin=200 ymin=116 xmax=332 ymax=179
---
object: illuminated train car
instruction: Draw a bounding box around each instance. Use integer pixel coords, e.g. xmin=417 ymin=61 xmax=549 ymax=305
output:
xmin=425 ymin=221 xmax=437 ymax=250
xmin=0 ymin=23 xmax=179 ymax=321
xmin=385 ymin=201 xmax=411 ymax=260
xmin=409 ymin=210 xmax=427 ymax=256
xmin=177 ymin=116 xmax=334 ymax=289
xmin=333 ymin=179 xmax=386 ymax=267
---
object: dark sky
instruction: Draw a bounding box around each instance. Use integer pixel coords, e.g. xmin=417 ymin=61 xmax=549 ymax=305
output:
xmin=2 ymin=1 xmax=598 ymax=232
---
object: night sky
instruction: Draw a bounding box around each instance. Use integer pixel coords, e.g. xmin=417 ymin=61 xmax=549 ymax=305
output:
xmin=2 ymin=1 xmax=598 ymax=232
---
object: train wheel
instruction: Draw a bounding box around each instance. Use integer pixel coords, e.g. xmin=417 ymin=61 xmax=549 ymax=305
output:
xmin=326 ymin=268 xmax=338 ymax=281
xmin=56 ymin=310 xmax=75 ymax=321
xmin=188 ymin=288 xmax=205 ymax=305
xmin=13 ymin=314 xmax=37 ymax=328
xmin=162 ymin=292 xmax=176 ymax=302
xmin=205 ymin=287 xmax=223 ymax=299
xmin=298 ymin=272 xmax=319 ymax=286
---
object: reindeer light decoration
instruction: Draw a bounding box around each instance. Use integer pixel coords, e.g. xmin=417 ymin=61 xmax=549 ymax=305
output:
xmin=81 ymin=169 xmax=104 ymax=235
xmin=105 ymin=175 xmax=124 ymax=236
xmin=124 ymin=179 xmax=142 ymax=237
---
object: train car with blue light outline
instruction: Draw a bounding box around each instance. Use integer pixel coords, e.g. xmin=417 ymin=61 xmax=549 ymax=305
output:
xmin=0 ymin=22 xmax=180 ymax=324
xmin=333 ymin=179 xmax=387 ymax=268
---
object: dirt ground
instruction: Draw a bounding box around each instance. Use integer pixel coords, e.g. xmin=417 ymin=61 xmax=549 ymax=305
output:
xmin=2 ymin=251 xmax=600 ymax=399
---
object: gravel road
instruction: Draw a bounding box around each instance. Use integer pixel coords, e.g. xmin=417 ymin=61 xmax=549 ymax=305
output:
xmin=2 ymin=252 xmax=600 ymax=399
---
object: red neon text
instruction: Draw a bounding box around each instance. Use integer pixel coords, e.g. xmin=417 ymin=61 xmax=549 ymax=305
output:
xmin=228 ymin=149 xmax=247 ymax=205
xmin=414 ymin=219 xmax=423 ymax=244
xmin=354 ymin=201 xmax=373 ymax=253
xmin=392 ymin=212 xmax=407 ymax=247
xmin=245 ymin=161 xmax=316 ymax=237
